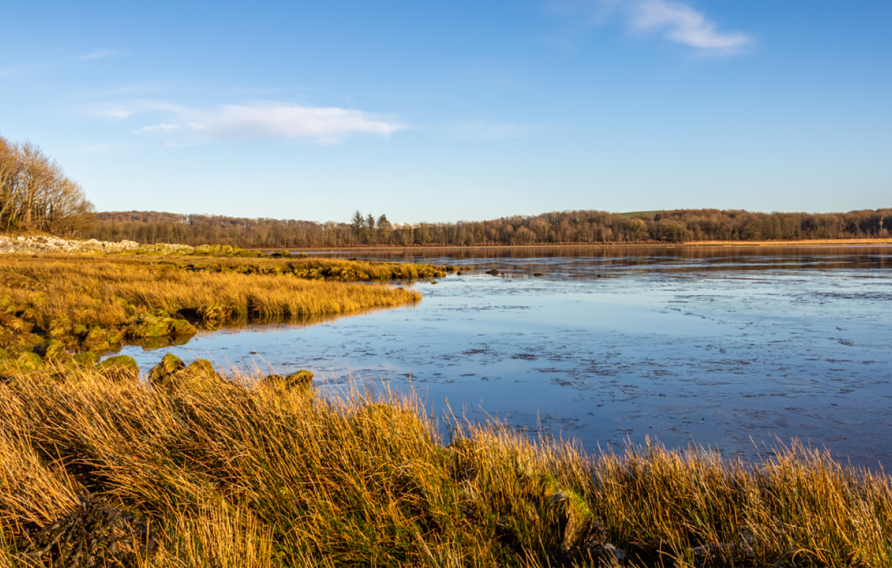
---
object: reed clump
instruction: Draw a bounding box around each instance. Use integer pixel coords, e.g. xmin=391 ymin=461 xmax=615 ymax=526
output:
xmin=0 ymin=365 xmax=890 ymax=567
xmin=0 ymin=254 xmax=425 ymax=375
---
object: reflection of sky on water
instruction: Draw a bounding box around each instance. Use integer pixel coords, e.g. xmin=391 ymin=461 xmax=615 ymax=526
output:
xmin=119 ymin=247 xmax=892 ymax=466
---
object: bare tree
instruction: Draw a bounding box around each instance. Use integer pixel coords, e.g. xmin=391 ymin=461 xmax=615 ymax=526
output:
xmin=0 ymin=136 xmax=95 ymax=234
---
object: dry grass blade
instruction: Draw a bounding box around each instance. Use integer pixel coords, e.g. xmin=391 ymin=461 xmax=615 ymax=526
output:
xmin=1 ymin=364 xmax=889 ymax=566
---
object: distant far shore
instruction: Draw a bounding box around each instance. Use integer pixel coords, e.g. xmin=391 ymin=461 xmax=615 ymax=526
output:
xmin=266 ymin=238 xmax=892 ymax=253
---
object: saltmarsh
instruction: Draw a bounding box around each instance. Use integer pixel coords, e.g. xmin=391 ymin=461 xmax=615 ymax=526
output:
xmin=0 ymin=253 xmax=440 ymax=374
xmin=1 ymin=252 xmax=891 ymax=567
xmin=1 ymin=365 xmax=891 ymax=567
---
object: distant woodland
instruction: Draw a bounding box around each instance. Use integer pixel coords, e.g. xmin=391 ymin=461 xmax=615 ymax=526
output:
xmin=83 ymin=208 xmax=892 ymax=248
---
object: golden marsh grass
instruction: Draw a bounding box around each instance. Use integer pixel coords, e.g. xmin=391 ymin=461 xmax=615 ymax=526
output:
xmin=0 ymin=254 xmax=426 ymax=369
xmin=0 ymin=365 xmax=890 ymax=567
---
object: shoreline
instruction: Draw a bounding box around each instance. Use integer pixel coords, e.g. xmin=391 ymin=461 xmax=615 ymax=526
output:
xmin=267 ymin=238 xmax=892 ymax=253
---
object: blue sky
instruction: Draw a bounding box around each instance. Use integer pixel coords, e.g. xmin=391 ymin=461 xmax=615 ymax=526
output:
xmin=2 ymin=1 xmax=890 ymax=223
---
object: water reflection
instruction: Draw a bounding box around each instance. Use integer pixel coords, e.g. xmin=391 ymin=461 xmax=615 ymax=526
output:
xmin=120 ymin=246 xmax=892 ymax=467
xmin=313 ymin=245 xmax=891 ymax=278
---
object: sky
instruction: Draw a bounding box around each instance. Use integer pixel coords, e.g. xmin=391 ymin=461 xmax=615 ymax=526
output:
xmin=1 ymin=0 xmax=891 ymax=224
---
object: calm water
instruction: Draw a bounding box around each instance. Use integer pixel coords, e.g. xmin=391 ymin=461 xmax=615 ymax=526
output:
xmin=118 ymin=246 xmax=892 ymax=465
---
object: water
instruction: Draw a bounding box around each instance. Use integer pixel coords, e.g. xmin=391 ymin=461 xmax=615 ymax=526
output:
xmin=118 ymin=246 xmax=892 ymax=465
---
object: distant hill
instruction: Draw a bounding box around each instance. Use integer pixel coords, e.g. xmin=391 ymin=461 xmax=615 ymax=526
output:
xmin=83 ymin=208 xmax=892 ymax=248
xmin=619 ymin=210 xmax=661 ymax=218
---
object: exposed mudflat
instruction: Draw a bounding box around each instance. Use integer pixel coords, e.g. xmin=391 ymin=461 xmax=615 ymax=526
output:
xmin=119 ymin=246 xmax=892 ymax=465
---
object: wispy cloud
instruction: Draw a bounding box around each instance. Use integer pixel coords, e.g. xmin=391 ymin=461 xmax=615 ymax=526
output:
xmin=137 ymin=123 xmax=180 ymax=133
xmin=75 ymin=49 xmax=120 ymax=61
xmin=550 ymin=0 xmax=752 ymax=54
xmin=101 ymin=101 xmax=403 ymax=143
xmin=84 ymin=100 xmax=183 ymax=120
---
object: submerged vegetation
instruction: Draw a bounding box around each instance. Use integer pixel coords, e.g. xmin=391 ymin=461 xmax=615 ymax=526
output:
xmin=1 ymin=365 xmax=891 ymax=567
xmin=85 ymin=207 xmax=892 ymax=247
xmin=0 ymin=253 xmax=441 ymax=375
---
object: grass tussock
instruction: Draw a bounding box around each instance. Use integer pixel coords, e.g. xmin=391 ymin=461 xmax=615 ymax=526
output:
xmin=0 ymin=366 xmax=890 ymax=567
xmin=0 ymin=254 xmax=425 ymax=373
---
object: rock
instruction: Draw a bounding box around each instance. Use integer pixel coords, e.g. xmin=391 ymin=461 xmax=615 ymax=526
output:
xmin=533 ymin=272 xmax=544 ymax=277
xmin=0 ymin=235 xmax=139 ymax=255
xmin=486 ymin=269 xmax=500 ymax=276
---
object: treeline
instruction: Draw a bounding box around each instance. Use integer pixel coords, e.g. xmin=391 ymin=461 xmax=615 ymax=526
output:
xmin=0 ymin=135 xmax=95 ymax=234
xmin=83 ymin=208 xmax=892 ymax=248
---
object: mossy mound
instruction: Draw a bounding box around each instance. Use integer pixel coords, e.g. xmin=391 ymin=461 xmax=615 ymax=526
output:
xmin=185 ymin=358 xmax=216 ymax=375
xmin=262 ymin=370 xmax=314 ymax=393
xmin=0 ymin=313 xmax=33 ymax=333
xmin=286 ymin=369 xmax=314 ymax=386
xmin=192 ymin=244 xmax=265 ymax=258
xmin=1 ymin=352 xmax=45 ymax=376
xmin=148 ymin=353 xmax=186 ymax=387
xmin=181 ymin=359 xmax=223 ymax=383
xmin=35 ymin=339 xmax=66 ymax=358
xmin=546 ymin=490 xmax=607 ymax=559
xmin=73 ymin=351 xmax=100 ymax=367
xmin=126 ymin=315 xmax=197 ymax=339
xmin=96 ymin=355 xmax=140 ymax=382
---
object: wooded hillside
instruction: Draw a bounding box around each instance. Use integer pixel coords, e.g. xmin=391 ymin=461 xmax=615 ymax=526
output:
xmin=83 ymin=208 xmax=892 ymax=247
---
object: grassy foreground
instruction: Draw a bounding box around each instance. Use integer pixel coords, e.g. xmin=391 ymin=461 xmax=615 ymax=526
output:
xmin=0 ymin=253 xmax=436 ymax=374
xmin=1 ymin=366 xmax=891 ymax=568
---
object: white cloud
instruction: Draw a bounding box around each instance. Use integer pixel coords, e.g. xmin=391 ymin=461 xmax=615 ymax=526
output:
xmin=75 ymin=49 xmax=119 ymax=61
xmin=89 ymin=104 xmax=137 ymax=119
xmin=550 ymin=0 xmax=751 ymax=54
xmin=136 ymin=123 xmax=180 ymax=133
xmin=122 ymin=101 xmax=402 ymax=143
xmin=629 ymin=0 xmax=749 ymax=50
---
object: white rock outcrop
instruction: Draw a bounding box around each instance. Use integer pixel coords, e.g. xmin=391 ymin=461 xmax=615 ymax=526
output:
xmin=0 ymin=235 xmax=140 ymax=254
